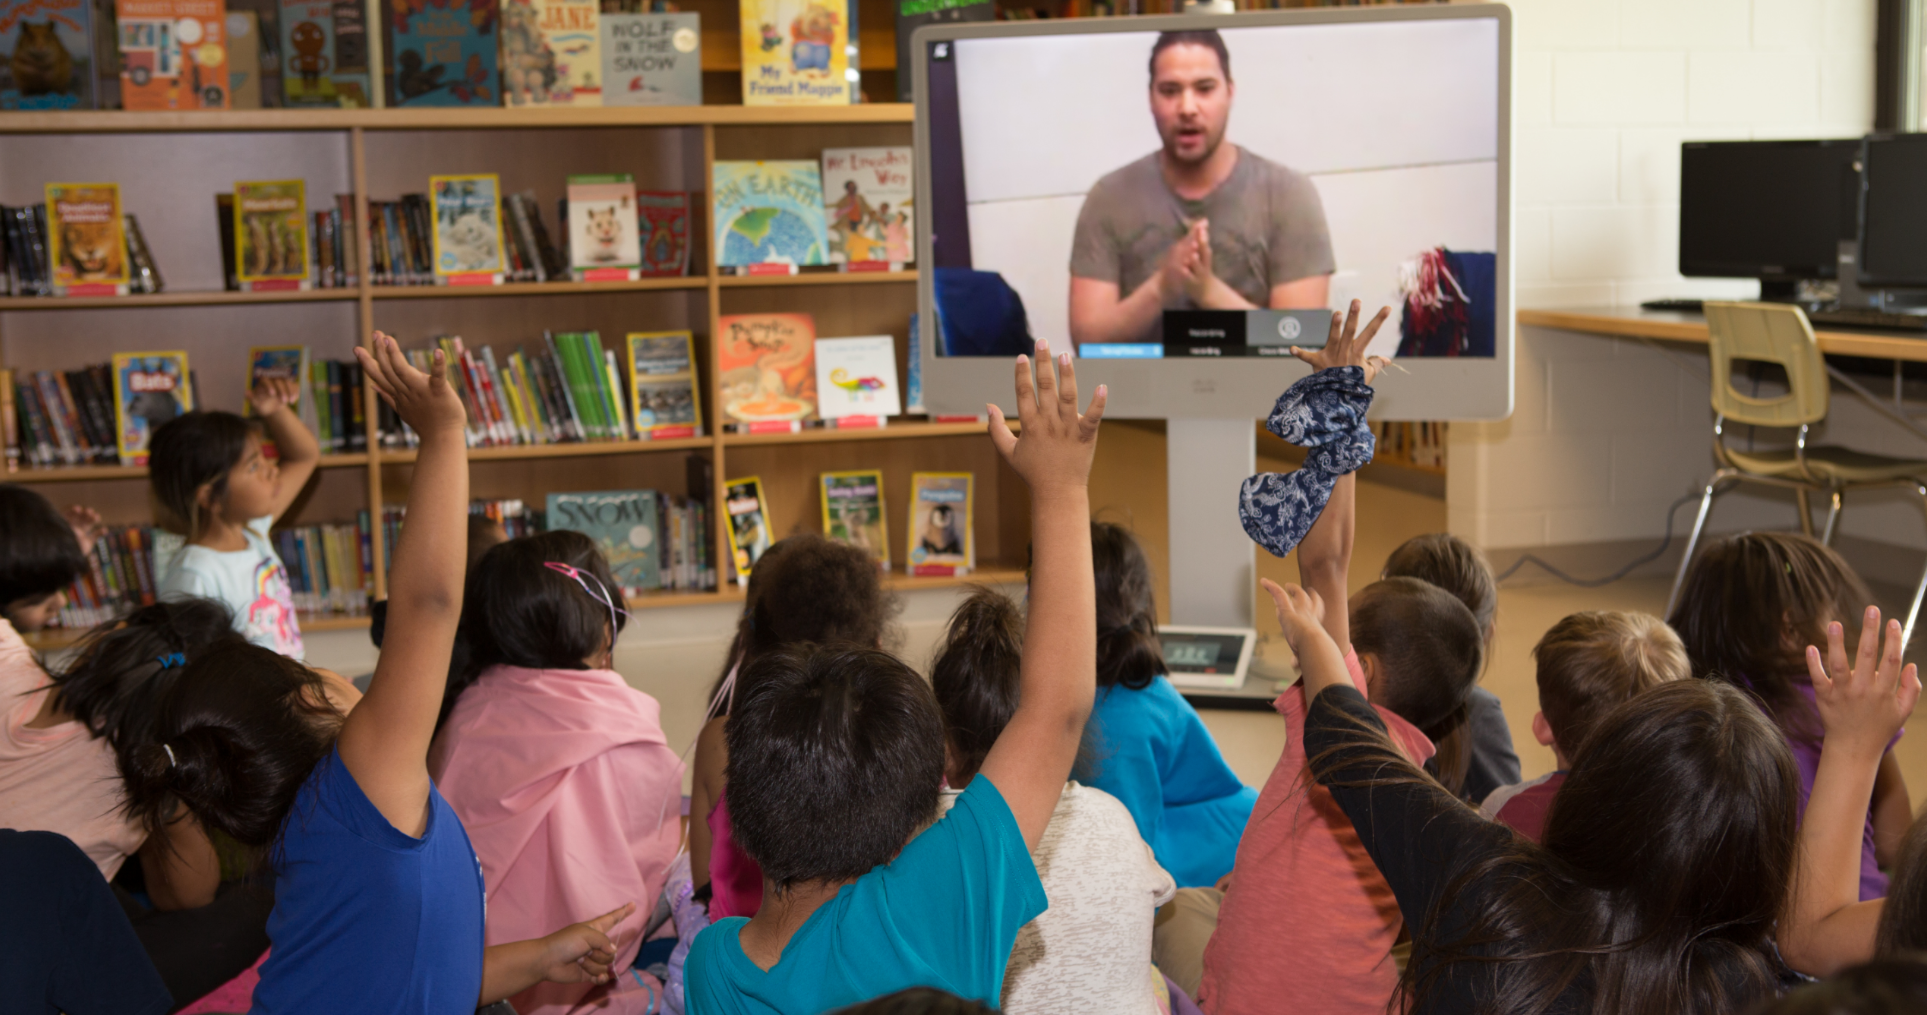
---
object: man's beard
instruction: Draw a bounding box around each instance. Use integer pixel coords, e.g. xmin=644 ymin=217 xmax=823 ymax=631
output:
xmin=1163 ymin=121 xmax=1226 ymax=167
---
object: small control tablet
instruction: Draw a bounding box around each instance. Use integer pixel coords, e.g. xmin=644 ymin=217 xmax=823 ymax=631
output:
xmin=1158 ymin=626 xmax=1257 ymax=691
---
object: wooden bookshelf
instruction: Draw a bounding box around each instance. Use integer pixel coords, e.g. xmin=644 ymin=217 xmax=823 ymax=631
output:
xmin=6 ymin=453 xmax=372 ymax=483
xmin=0 ymin=105 xmax=915 ymax=134
xmin=0 ymin=289 xmax=360 ymax=310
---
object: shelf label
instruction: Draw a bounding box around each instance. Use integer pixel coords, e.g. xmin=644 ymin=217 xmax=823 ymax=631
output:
xmin=648 ymin=425 xmax=698 ymax=440
xmin=743 ymin=420 xmax=802 ymax=434
xmin=241 ymin=278 xmax=308 ymax=292
xmin=911 ymin=563 xmax=969 ymax=577
xmin=443 ymin=273 xmax=504 ymax=286
xmin=577 ymin=267 xmax=641 ymax=283
xmin=58 ymin=283 xmax=125 ymax=297
xmin=743 ymin=263 xmax=799 ymax=276
xmin=831 ymin=415 xmax=884 ymax=429
xmin=839 ymin=261 xmax=901 ymax=273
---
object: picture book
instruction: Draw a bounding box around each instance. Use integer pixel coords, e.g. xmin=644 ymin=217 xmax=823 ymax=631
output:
xmin=226 ymin=9 xmax=263 ymax=107
xmin=814 ymin=335 xmax=900 ymax=420
xmin=724 ymin=475 xmax=771 ymax=583
xmin=820 ymin=469 xmax=887 ymax=570
xmin=717 ymin=313 xmax=816 ymax=425
xmin=637 ymin=190 xmax=689 ymax=276
xmin=822 ymin=147 xmax=912 ymax=265
xmin=626 ymin=330 xmax=701 ymax=438
xmin=892 ymin=0 xmax=989 ymax=102
xmin=712 ymin=160 xmax=828 ymax=268
xmin=545 ymin=489 xmax=660 ymax=597
xmin=737 ymin=0 xmax=852 ymax=106
xmin=246 ymin=343 xmax=321 ymax=434
xmin=430 ymin=173 xmax=505 ymax=277
xmin=500 ymin=0 xmax=599 ymax=106
xmin=907 ymin=471 xmax=971 ymax=575
xmin=385 ymin=0 xmax=498 ymax=106
xmin=235 ymin=179 xmax=309 ymax=284
xmin=45 ymin=183 xmax=128 ymax=290
xmin=116 ymin=0 xmax=229 ymax=109
xmin=111 ymin=351 xmax=193 ymax=465
xmin=600 ymin=10 xmax=695 ymax=106
xmin=279 ymin=0 xmax=372 ymax=107
xmin=1 ymin=0 xmax=96 ymax=110
xmin=566 ymin=174 xmax=639 ymax=274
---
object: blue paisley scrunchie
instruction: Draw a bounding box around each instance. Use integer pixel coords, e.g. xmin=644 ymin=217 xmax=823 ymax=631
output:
xmin=1238 ymin=366 xmax=1376 ymax=558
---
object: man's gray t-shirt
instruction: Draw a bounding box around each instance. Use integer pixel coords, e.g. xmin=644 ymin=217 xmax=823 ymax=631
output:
xmin=1069 ymin=147 xmax=1334 ymax=324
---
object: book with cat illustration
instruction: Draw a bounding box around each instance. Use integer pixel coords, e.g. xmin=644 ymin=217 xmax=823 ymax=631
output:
xmin=724 ymin=475 xmax=771 ymax=583
xmin=279 ymin=0 xmax=372 ymax=107
xmin=45 ymin=183 xmax=127 ymax=293
xmin=907 ymin=471 xmax=971 ymax=576
xmin=1 ymin=0 xmax=97 ymax=110
xmin=813 ymin=334 xmax=900 ymax=421
xmin=737 ymin=0 xmax=853 ymax=106
xmin=500 ymin=0 xmax=600 ymax=106
xmin=626 ymin=330 xmax=700 ymax=439
xmin=600 ymin=10 xmax=696 ymax=106
xmin=636 ymin=190 xmax=688 ymax=276
xmin=820 ymin=469 xmax=887 ymax=571
xmin=821 ymin=147 xmax=913 ymax=266
xmin=711 ymin=160 xmax=828 ymax=269
xmin=566 ymin=174 xmax=640 ymax=280
xmin=116 ymin=0 xmax=229 ymax=109
xmin=545 ymin=489 xmax=660 ymax=596
xmin=111 ymin=351 xmax=193 ymax=465
xmin=717 ymin=312 xmax=816 ymax=428
xmin=384 ymin=0 xmax=497 ymax=106
xmin=429 ymin=173 xmax=505 ymax=281
xmin=235 ymin=179 xmax=310 ymax=288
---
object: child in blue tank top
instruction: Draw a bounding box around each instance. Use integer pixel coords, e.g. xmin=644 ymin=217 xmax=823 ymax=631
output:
xmin=124 ymin=335 xmax=635 ymax=1015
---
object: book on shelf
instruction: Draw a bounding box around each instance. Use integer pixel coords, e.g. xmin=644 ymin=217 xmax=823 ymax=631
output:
xmin=125 ymin=214 xmax=162 ymax=292
xmin=822 ymin=147 xmax=913 ymax=267
xmin=388 ymin=330 xmax=642 ymax=449
xmin=821 ymin=469 xmax=887 ymax=570
xmin=905 ymin=312 xmax=924 ymax=414
xmin=738 ymin=0 xmax=854 ymax=106
xmin=637 ymin=190 xmax=689 ymax=277
xmin=219 ymin=191 xmax=352 ymax=289
xmin=600 ymin=10 xmax=697 ymax=106
xmin=279 ymin=0 xmax=372 ymax=106
xmin=365 ymin=193 xmax=434 ymax=285
xmin=1 ymin=0 xmax=98 ymax=110
xmin=724 ymin=475 xmax=770 ymax=584
xmin=892 ymin=0 xmax=989 ymax=102
xmin=235 ymin=179 xmax=310 ymax=290
xmin=626 ymin=330 xmax=702 ymax=439
xmin=500 ymin=0 xmax=600 ymax=106
xmin=110 ymin=351 xmax=193 ymax=466
xmin=383 ymin=0 xmax=499 ymax=106
xmin=712 ymin=160 xmax=828 ymax=270
xmin=502 ymin=189 xmax=565 ymax=281
xmin=46 ymin=183 xmax=128 ymax=294
xmin=44 ymin=524 xmax=159 ymax=630
xmin=566 ymin=174 xmax=641 ymax=280
xmin=116 ymin=0 xmax=230 ymax=109
xmin=0 ymin=368 xmax=18 ymax=471
xmin=469 ymin=497 xmax=539 ymax=538
xmin=718 ymin=312 xmax=816 ymax=430
xmin=814 ymin=334 xmax=900 ymax=422
xmin=430 ymin=173 xmax=507 ymax=282
xmin=1372 ymin=420 xmax=1447 ymax=471
xmin=5 ymin=363 xmax=123 ymax=468
xmin=0 ymin=204 xmax=157 ymax=297
xmin=546 ymin=489 xmax=659 ymax=595
xmin=226 ymin=0 xmax=288 ymax=108
xmin=272 ymin=513 xmax=374 ymax=616
xmin=907 ymin=471 xmax=971 ymax=576
xmin=247 ymin=342 xmax=315 ymax=421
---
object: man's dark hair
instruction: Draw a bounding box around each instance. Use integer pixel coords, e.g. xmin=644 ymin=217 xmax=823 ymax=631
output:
xmin=0 ymin=484 xmax=88 ymax=610
xmin=725 ymin=643 xmax=945 ymax=892
xmin=1149 ymin=30 xmax=1231 ymax=83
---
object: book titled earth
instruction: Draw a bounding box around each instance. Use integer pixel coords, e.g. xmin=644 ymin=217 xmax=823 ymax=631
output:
xmin=711 ymin=160 xmax=827 ymax=269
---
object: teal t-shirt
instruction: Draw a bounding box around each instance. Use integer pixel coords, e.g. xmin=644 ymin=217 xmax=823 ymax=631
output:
xmin=684 ymin=777 xmax=1047 ymax=1014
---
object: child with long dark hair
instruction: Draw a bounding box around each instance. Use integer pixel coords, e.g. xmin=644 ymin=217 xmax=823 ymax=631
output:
xmin=429 ymin=529 xmax=684 ymax=1015
xmin=1079 ymin=520 xmax=1255 ymax=889
xmin=122 ymin=335 xmax=632 ymax=1013
xmin=1670 ymin=532 xmax=1912 ymax=901
xmin=0 ymin=483 xmax=101 ymax=632
xmin=149 ymin=377 xmax=320 ymax=659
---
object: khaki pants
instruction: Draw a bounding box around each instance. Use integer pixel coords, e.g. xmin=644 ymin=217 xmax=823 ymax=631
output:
xmin=1152 ymin=887 xmax=1223 ymax=999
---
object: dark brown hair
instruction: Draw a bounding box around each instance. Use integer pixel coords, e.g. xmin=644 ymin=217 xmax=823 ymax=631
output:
xmin=1668 ymin=532 xmax=1872 ymax=743
xmin=1877 ymin=817 xmax=1927 ymax=958
xmin=930 ymin=587 xmax=1025 ymax=783
xmin=1350 ymin=576 xmax=1483 ymax=795
xmin=0 ymin=483 xmax=88 ymax=611
xmin=1534 ymin=611 xmax=1689 ymax=758
xmin=1149 ymin=29 xmax=1230 ymax=83
xmin=1383 ymin=533 xmax=1497 ymax=643
xmin=1092 ymin=521 xmax=1164 ymax=691
xmin=147 ymin=411 xmax=258 ymax=538
xmin=831 ymin=989 xmax=999 ymax=1015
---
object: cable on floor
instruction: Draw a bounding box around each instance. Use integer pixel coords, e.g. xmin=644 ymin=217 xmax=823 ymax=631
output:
xmin=1492 ymin=491 xmax=1703 ymax=589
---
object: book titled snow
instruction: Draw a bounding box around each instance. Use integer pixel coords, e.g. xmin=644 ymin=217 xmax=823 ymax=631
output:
xmin=712 ymin=160 xmax=827 ymax=269
xmin=600 ymin=10 xmax=697 ymax=106
xmin=822 ymin=147 xmax=912 ymax=266
xmin=813 ymin=335 xmax=900 ymax=420
xmin=545 ymin=489 xmax=660 ymax=596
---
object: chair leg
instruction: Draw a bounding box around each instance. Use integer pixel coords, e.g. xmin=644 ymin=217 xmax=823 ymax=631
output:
xmin=1821 ymin=489 xmax=1844 ymax=546
xmin=1667 ymin=473 xmax=1730 ymax=619
xmin=1797 ymin=487 xmax=1816 ymax=538
xmin=1907 ymin=483 xmax=1927 ymax=652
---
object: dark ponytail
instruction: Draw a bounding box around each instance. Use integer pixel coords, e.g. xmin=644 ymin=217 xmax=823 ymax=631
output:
xmin=52 ymin=598 xmax=246 ymax=752
xmin=1091 ymin=522 xmax=1163 ymax=691
xmin=931 ymin=588 xmax=1025 ymax=782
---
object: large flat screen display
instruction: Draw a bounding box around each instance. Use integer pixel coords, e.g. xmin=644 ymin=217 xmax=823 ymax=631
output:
xmin=912 ymin=6 xmax=1512 ymax=420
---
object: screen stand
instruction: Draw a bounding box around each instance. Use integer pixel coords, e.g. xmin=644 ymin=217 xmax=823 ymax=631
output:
xmin=1837 ymin=240 xmax=1877 ymax=309
xmin=1166 ymin=419 xmax=1256 ymax=629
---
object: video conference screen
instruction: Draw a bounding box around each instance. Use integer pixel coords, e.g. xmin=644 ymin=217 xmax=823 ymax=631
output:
xmin=921 ymin=16 xmax=1501 ymax=361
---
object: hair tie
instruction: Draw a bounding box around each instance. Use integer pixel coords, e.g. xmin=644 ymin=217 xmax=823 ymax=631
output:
xmin=155 ymin=652 xmax=185 ymax=669
xmin=162 ymin=744 xmax=177 ymax=769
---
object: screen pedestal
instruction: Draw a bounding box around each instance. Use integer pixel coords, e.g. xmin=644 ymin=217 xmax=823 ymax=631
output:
xmin=1166 ymin=419 xmax=1256 ymax=629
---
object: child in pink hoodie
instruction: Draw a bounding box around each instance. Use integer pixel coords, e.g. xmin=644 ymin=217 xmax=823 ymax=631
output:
xmin=430 ymin=530 xmax=684 ymax=1015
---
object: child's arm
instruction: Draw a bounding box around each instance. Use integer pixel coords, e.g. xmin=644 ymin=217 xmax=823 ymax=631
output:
xmin=480 ymin=903 xmax=634 ymax=1005
xmin=250 ymin=375 xmax=320 ymax=522
xmin=337 ymin=333 xmax=470 ymax=837
xmin=978 ymin=341 xmax=1106 ymax=850
xmin=1873 ymin=752 xmax=1912 ymax=867
xmin=1780 ymin=607 xmax=1920 ymax=976
xmin=1287 ymin=302 xmax=1390 ymax=650
xmin=688 ymin=716 xmax=728 ymax=890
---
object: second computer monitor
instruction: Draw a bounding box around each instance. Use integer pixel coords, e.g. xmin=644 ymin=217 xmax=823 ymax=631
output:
xmin=1858 ymin=133 xmax=1927 ymax=289
xmin=1679 ymin=139 xmax=1859 ymax=282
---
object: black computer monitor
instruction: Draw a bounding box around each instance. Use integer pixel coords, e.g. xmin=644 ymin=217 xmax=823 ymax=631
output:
xmin=1679 ymin=139 xmax=1859 ymax=283
xmin=1858 ymin=134 xmax=1927 ymax=288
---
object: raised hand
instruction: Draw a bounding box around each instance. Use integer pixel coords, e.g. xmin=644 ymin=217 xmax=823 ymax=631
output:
xmin=1261 ymin=578 xmax=1328 ymax=656
xmin=249 ymin=375 xmax=302 ymax=417
xmin=1292 ymin=299 xmax=1393 ymax=384
xmin=64 ymin=504 xmax=103 ymax=556
xmin=1807 ymin=606 xmax=1921 ymax=757
xmin=536 ymin=903 xmax=636 ymax=986
xmin=354 ymin=331 xmax=466 ymax=438
xmin=987 ymin=339 xmax=1106 ymax=498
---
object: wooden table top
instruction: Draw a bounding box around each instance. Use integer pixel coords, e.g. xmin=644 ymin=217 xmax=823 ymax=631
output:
xmin=1517 ymin=306 xmax=1927 ymax=363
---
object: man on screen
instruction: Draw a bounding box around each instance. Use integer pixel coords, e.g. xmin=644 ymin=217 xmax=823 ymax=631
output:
xmin=1068 ymin=29 xmax=1334 ymax=347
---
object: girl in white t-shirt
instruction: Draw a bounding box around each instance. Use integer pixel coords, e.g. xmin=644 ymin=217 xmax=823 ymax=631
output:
xmin=148 ymin=377 xmax=320 ymax=659
xmin=931 ymin=587 xmax=1178 ymax=1015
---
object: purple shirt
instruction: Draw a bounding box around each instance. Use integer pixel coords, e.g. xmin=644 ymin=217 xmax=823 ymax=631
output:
xmin=1780 ymin=680 xmax=1899 ymax=901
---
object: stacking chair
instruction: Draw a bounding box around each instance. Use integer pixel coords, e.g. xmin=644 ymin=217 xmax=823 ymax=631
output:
xmin=1665 ymin=302 xmax=1927 ymax=646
